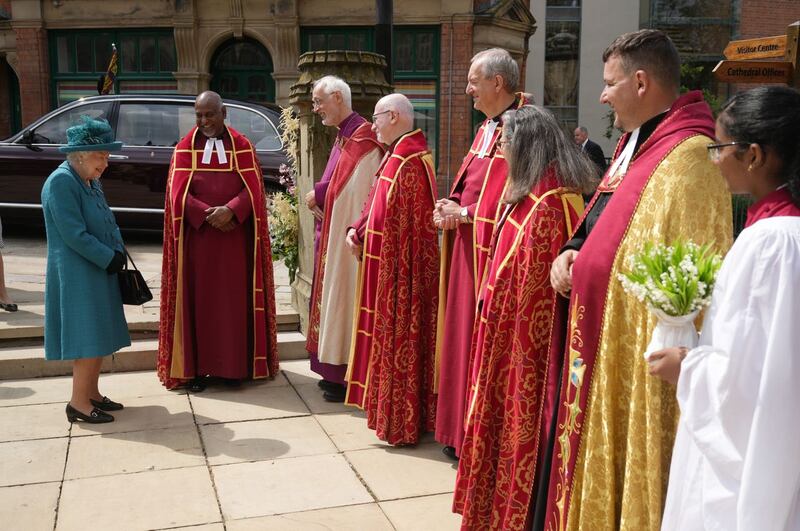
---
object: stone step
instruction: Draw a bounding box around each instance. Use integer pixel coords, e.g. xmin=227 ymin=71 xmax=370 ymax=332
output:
xmin=0 ymin=310 xmax=301 ymax=340
xmin=0 ymin=330 xmax=307 ymax=380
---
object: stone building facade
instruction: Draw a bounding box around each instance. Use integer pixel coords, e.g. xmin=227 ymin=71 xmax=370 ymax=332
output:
xmin=0 ymin=0 xmax=536 ymax=192
xmin=525 ymin=0 xmax=799 ymax=155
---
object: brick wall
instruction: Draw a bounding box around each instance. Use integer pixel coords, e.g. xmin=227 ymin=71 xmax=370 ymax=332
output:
xmin=15 ymin=27 xmax=50 ymax=127
xmin=0 ymin=63 xmax=10 ymax=137
xmin=739 ymin=1 xmax=799 ymax=39
xmin=437 ymin=20 xmax=474 ymax=198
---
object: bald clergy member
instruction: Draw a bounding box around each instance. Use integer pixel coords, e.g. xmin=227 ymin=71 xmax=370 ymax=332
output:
xmin=434 ymin=48 xmax=532 ymax=460
xmin=305 ymin=75 xmax=384 ymax=402
xmin=344 ymin=94 xmax=439 ymax=445
xmin=157 ymin=91 xmax=279 ymax=391
xmin=537 ymin=30 xmax=732 ymax=530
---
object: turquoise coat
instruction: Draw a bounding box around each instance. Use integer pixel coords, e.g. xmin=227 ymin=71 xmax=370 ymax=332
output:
xmin=42 ymin=161 xmax=131 ymax=360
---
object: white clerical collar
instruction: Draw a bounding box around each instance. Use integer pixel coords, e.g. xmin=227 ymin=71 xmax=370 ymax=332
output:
xmin=607 ymin=127 xmax=640 ymax=179
xmin=201 ymin=136 xmax=228 ymax=165
xmin=477 ymin=120 xmax=498 ymax=158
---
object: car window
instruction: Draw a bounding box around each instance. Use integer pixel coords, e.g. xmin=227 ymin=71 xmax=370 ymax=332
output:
xmin=226 ymin=106 xmax=282 ymax=151
xmin=117 ymin=103 xmax=191 ymax=147
xmin=28 ymin=102 xmax=113 ymax=145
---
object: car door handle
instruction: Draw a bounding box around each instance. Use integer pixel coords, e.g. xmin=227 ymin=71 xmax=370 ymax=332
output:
xmin=109 ymin=154 xmax=129 ymax=160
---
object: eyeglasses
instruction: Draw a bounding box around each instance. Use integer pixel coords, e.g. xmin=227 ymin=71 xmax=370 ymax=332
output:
xmin=706 ymin=141 xmax=750 ymax=162
xmin=371 ymin=110 xmax=393 ymax=121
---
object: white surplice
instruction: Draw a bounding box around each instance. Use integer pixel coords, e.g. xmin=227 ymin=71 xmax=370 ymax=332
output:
xmin=662 ymin=216 xmax=800 ymax=531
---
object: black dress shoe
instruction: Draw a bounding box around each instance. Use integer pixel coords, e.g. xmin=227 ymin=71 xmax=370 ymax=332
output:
xmin=188 ymin=377 xmax=207 ymax=393
xmin=90 ymin=396 xmax=124 ymax=411
xmin=223 ymin=378 xmax=242 ymax=388
xmin=442 ymin=445 xmax=459 ymax=461
xmin=317 ymin=379 xmax=340 ymax=392
xmin=66 ymin=403 xmax=114 ymax=423
xmin=317 ymin=379 xmax=337 ymax=391
xmin=322 ymin=388 xmax=346 ymax=402
xmin=0 ymin=303 xmax=17 ymax=312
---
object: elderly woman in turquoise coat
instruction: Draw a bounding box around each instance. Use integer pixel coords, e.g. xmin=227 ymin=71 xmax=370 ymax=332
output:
xmin=42 ymin=116 xmax=130 ymax=424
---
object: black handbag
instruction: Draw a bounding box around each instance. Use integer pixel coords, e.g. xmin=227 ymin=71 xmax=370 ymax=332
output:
xmin=118 ymin=247 xmax=153 ymax=305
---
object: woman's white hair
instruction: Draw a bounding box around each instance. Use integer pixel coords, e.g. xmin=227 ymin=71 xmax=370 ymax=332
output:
xmin=313 ymin=75 xmax=352 ymax=108
xmin=65 ymin=152 xmax=83 ymax=165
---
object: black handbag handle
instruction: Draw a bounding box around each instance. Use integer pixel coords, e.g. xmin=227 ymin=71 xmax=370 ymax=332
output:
xmin=121 ymin=246 xmax=140 ymax=272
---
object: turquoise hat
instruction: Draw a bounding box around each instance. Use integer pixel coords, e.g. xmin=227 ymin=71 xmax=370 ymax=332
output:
xmin=59 ymin=115 xmax=123 ymax=153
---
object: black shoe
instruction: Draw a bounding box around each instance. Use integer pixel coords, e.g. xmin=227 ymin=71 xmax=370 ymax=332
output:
xmin=188 ymin=377 xmax=207 ymax=393
xmin=90 ymin=396 xmax=124 ymax=411
xmin=223 ymin=378 xmax=242 ymax=388
xmin=322 ymin=388 xmax=346 ymax=402
xmin=0 ymin=303 xmax=17 ymax=312
xmin=317 ymin=379 xmax=337 ymax=391
xmin=66 ymin=403 xmax=114 ymax=423
xmin=442 ymin=446 xmax=459 ymax=461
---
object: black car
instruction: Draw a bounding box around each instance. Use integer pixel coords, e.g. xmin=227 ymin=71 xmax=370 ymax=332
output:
xmin=0 ymin=94 xmax=287 ymax=229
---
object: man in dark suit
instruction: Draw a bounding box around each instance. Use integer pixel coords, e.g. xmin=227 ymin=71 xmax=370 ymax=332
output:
xmin=574 ymin=126 xmax=607 ymax=173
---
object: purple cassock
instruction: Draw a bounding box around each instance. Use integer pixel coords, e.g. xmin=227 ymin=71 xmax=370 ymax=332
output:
xmin=309 ymin=111 xmax=367 ymax=384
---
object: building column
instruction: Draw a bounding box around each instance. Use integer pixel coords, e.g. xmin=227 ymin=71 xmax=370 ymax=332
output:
xmin=437 ymin=15 xmax=474 ymax=197
xmin=289 ymin=51 xmax=392 ymax=331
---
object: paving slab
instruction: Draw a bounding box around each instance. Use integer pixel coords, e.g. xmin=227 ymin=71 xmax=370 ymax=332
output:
xmin=57 ymin=466 xmax=220 ymax=531
xmin=65 ymin=426 xmax=204 ymax=480
xmin=70 ymin=393 xmax=194 ymax=437
xmin=380 ymin=493 xmax=462 ymax=531
xmin=0 ymin=375 xmax=73 ymax=406
xmin=0 ymin=482 xmax=60 ymax=531
xmin=94 ymin=369 xmax=187 ymax=400
xmin=155 ymin=525 xmax=224 ymax=531
xmin=279 ymin=358 xmax=320 ymax=387
xmin=226 ymin=503 xmax=394 ymax=530
xmin=190 ymin=383 xmax=309 ymax=424
xmin=201 ymin=416 xmax=337 ymax=466
xmin=0 ymin=437 xmax=68 ymax=486
xmin=345 ymin=442 xmax=457 ymax=501
xmin=0 ymin=402 xmax=70 ymax=442
xmin=294 ymin=383 xmax=354 ymax=415
xmin=314 ymin=410 xmax=389 ymax=452
xmin=213 ymin=454 xmax=372 ymax=520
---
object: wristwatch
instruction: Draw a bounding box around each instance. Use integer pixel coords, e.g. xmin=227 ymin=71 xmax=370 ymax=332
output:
xmin=460 ymin=206 xmax=470 ymax=224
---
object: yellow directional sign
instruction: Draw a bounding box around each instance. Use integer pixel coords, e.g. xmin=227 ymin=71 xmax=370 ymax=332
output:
xmin=723 ymin=35 xmax=787 ymax=60
xmin=713 ymin=60 xmax=794 ymax=84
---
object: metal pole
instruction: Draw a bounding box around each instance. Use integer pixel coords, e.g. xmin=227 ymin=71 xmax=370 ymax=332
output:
xmin=375 ymin=0 xmax=393 ymax=84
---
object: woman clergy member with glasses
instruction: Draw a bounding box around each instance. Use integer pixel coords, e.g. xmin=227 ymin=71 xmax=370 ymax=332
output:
xmin=41 ymin=116 xmax=130 ymax=424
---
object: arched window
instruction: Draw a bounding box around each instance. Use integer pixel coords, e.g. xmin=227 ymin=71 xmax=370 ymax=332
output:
xmin=210 ymin=38 xmax=275 ymax=104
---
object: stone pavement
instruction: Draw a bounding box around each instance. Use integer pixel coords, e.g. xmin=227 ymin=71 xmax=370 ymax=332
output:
xmin=0 ymin=362 xmax=461 ymax=530
xmin=0 ymin=231 xmax=461 ymax=530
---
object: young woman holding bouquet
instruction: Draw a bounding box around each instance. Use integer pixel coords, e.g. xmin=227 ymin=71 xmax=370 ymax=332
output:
xmin=649 ymin=85 xmax=800 ymax=530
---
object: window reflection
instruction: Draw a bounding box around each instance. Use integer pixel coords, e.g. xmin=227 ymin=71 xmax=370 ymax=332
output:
xmin=544 ymin=1 xmax=581 ymax=132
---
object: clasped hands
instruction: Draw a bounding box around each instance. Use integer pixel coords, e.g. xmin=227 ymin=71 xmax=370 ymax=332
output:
xmin=345 ymin=228 xmax=362 ymax=260
xmin=433 ymin=199 xmax=463 ymax=230
xmin=305 ymin=190 xmax=323 ymax=221
xmin=204 ymin=206 xmax=236 ymax=232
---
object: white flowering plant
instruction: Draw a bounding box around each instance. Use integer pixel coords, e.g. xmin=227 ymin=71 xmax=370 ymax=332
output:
xmin=618 ymin=240 xmax=722 ymax=317
xmin=268 ymin=107 xmax=300 ymax=284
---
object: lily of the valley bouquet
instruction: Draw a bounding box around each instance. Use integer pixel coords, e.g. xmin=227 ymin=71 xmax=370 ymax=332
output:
xmin=618 ymin=240 xmax=722 ymax=361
